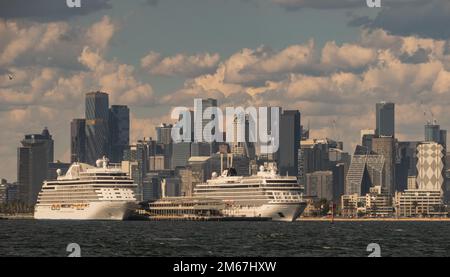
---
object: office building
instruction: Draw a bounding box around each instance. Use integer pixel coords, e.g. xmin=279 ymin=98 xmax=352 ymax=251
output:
xmin=396 ymin=141 xmax=420 ymax=192
xmin=191 ymin=142 xmax=212 ymax=157
xmin=194 ymin=98 xmax=218 ymax=142
xmin=171 ymin=142 xmax=192 ymax=169
xmin=110 ymin=105 xmax=130 ymax=163
xmin=361 ymin=129 xmax=375 ymax=152
xmin=345 ymin=153 xmax=385 ymax=196
xmin=331 ymin=163 xmax=346 ymax=202
xmin=85 ymin=91 xmax=110 ymax=165
xmin=305 ymin=171 xmax=333 ymax=201
xmin=156 ymin=123 xmax=173 ymax=145
xmin=179 ymin=156 xmax=213 ymax=197
xmin=17 ymin=128 xmax=54 ymax=205
xmin=123 ymin=139 xmax=153 ymax=201
xmin=298 ymin=138 xmax=336 ymax=185
xmin=372 ymin=136 xmax=396 ymax=196
xmin=258 ymin=106 xmax=281 ymax=164
xmin=424 ymin=122 xmax=447 ymax=150
xmin=70 ymin=119 xmax=86 ymax=163
xmin=279 ymin=110 xmax=301 ymax=177
xmin=375 ymin=102 xmax=395 ymax=137
xmin=425 ymin=123 xmax=441 ymax=143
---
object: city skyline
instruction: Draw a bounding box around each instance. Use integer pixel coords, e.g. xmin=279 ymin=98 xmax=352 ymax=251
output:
xmin=4 ymin=92 xmax=450 ymax=183
xmin=3 ymin=0 xmax=450 ymax=181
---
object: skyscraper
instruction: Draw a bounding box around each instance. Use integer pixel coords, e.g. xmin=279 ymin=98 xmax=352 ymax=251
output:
xmin=17 ymin=128 xmax=54 ymax=205
xmin=375 ymin=102 xmax=395 ymax=137
xmin=345 ymin=154 xmax=385 ymax=196
xmin=298 ymin=138 xmax=334 ymax=185
xmin=424 ymin=122 xmax=447 ymax=149
xmin=70 ymin=119 xmax=86 ymax=163
xmin=425 ymin=123 xmax=440 ymax=143
xmin=372 ymin=136 xmax=396 ymax=196
xmin=396 ymin=141 xmax=420 ymax=192
xmin=156 ymin=123 xmax=173 ymax=145
xmin=85 ymin=91 xmax=110 ymax=165
xmin=259 ymin=106 xmax=281 ymax=164
xmin=194 ymin=98 xmax=218 ymax=143
xmin=361 ymin=129 xmax=375 ymax=153
xmin=123 ymin=139 xmax=151 ymax=201
xmin=416 ymin=142 xmax=445 ymax=193
xmin=171 ymin=142 xmax=192 ymax=169
xmin=306 ymin=171 xmax=333 ymax=201
xmin=279 ymin=110 xmax=301 ymax=176
xmin=110 ymin=105 xmax=130 ymax=163
xmin=40 ymin=127 xmax=54 ymax=162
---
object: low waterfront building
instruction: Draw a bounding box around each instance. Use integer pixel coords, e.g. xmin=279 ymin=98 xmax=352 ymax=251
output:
xmin=341 ymin=194 xmax=366 ymax=217
xmin=341 ymin=187 xmax=394 ymax=218
xmin=394 ymin=190 xmax=447 ymax=217
xmin=365 ymin=186 xmax=394 ymax=218
xmin=0 ymin=179 xmax=6 ymax=204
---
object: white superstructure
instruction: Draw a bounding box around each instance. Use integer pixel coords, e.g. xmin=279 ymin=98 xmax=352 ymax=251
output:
xmin=34 ymin=157 xmax=138 ymax=220
xmin=192 ymin=164 xmax=306 ymax=221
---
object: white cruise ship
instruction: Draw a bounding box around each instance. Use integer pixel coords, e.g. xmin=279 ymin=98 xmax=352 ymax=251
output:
xmin=146 ymin=164 xmax=306 ymax=222
xmin=34 ymin=157 xmax=138 ymax=220
xmin=192 ymin=164 xmax=307 ymax=222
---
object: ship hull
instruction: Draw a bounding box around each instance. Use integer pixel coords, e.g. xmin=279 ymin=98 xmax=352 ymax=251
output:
xmin=223 ymin=202 xmax=307 ymax=222
xmin=34 ymin=201 xmax=137 ymax=221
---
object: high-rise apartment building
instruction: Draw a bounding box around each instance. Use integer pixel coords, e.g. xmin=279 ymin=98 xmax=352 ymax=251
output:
xmin=416 ymin=142 xmax=445 ymax=193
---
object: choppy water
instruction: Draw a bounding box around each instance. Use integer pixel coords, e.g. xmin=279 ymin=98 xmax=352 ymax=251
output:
xmin=1 ymin=220 xmax=450 ymax=257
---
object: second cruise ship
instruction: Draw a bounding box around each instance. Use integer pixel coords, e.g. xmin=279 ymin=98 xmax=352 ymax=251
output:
xmin=147 ymin=164 xmax=307 ymax=222
xmin=34 ymin=157 xmax=138 ymax=220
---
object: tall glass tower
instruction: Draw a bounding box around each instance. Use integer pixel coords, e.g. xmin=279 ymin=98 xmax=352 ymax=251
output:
xmin=375 ymin=102 xmax=395 ymax=137
xmin=110 ymin=105 xmax=130 ymax=163
xmin=70 ymin=119 xmax=86 ymax=163
xmin=279 ymin=110 xmax=301 ymax=177
xmin=85 ymin=91 xmax=110 ymax=165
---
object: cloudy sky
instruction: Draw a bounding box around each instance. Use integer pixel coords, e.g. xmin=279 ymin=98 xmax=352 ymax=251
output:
xmin=1 ymin=0 xmax=450 ymax=181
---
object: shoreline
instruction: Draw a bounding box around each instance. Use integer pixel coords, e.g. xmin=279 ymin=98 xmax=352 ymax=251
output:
xmin=0 ymin=214 xmax=34 ymax=220
xmin=297 ymin=217 xmax=450 ymax=222
xmin=2 ymin=215 xmax=450 ymax=222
